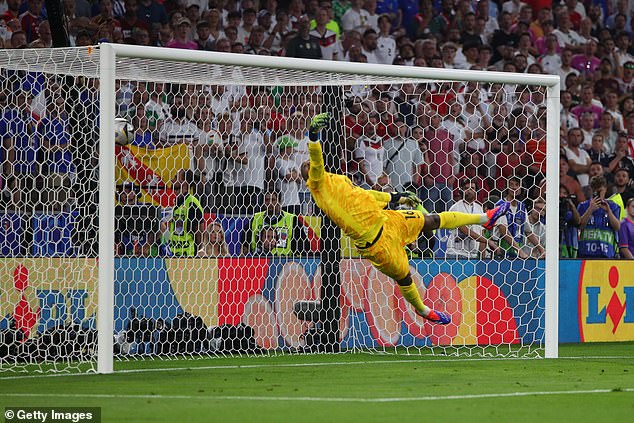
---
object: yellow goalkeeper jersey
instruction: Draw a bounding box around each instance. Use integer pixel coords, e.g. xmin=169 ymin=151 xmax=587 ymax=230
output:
xmin=306 ymin=141 xmax=390 ymax=243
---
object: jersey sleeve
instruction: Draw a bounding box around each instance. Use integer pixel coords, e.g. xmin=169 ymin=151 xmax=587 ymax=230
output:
xmin=366 ymin=189 xmax=391 ymax=208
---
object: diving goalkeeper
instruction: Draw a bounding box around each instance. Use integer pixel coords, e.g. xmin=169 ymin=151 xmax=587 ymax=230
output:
xmin=300 ymin=113 xmax=510 ymax=324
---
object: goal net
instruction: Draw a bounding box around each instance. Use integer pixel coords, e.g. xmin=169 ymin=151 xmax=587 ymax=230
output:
xmin=0 ymin=46 xmax=559 ymax=374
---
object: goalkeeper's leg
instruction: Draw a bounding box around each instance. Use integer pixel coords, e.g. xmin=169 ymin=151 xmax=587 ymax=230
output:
xmin=422 ymin=201 xmax=511 ymax=232
xmin=396 ymin=273 xmax=451 ymax=324
xmin=367 ymin=240 xmax=450 ymax=325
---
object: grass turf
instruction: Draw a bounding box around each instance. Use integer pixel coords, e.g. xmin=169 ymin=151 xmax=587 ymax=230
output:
xmin=0 ymin=343 xmax=632 ymax=423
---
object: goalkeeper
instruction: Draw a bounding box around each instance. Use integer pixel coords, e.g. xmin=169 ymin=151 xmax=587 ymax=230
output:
xmin=301 ymin=113 xmax=510 ymax=324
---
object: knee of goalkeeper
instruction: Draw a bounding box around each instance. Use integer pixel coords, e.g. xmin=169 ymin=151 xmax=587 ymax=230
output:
xmin=390 ymin=191 xmax=422 ymax=208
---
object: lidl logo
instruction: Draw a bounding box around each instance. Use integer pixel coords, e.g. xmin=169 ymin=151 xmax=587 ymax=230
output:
xmin=580 ymin=262 xmax=634 ymax=342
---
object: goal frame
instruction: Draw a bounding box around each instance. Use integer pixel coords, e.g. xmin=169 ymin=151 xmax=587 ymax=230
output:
xmin=97 ymin=43 xmax=561 ymax=374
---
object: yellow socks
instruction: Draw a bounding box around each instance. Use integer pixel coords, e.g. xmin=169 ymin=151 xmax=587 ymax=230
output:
xmin=398 ymin=282 xmax=430 ymax=317
xmin=438 ymin=211 xmax=485 ymax=229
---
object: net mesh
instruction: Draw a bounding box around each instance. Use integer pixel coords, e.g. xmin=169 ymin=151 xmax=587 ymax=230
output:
xmin=0 ymin=47 xmax=547 ymax=374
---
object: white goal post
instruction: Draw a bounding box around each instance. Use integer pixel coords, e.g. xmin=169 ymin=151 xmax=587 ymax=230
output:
xmin=0 ymin=44 xmax=560 ymax=375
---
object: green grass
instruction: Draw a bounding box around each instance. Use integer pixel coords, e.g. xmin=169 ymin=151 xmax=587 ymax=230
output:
xmin=0 ymin=343 xmax=633 ymax=423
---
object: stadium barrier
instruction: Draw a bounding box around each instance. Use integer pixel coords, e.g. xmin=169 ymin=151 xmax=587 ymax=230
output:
xmin=2 ymin=258 xmax=630 ymax=350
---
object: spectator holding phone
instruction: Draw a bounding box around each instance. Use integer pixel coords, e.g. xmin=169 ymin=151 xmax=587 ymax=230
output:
xmin=577 ymin=175 xmax=621 ymax=258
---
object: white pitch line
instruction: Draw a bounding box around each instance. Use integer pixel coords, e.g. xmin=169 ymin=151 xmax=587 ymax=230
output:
xmin=1 ymin=388 xmax=633 ymax=403
xmin=0 ymin=355 xmax=632 ymax=381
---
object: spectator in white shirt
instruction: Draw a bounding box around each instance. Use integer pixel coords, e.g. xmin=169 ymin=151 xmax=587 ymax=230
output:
xmin=446 ymin=179 xmax=500 ymax=259
xmin=341 ymin=0 xmax=371 ymax=32
xmin=375 ymin=14 xmax=397 ymax=65
xmin=361 ymin=28 xmax=379 ymax=63
xmin=275 ymin=136 xmax=302 ymax=215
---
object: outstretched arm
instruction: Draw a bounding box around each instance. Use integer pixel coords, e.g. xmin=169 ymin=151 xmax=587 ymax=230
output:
xmin=367 ymin=189 xmax=391 ymax=207
xmin=307 ymin=140 xmax=325 ymax=182
xmin=306 ymin=113 xmax=332 ymax=184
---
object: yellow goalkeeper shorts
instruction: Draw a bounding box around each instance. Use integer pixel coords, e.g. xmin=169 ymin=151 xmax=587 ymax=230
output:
xmin=355 ymin=209 xmax=426 ymax=281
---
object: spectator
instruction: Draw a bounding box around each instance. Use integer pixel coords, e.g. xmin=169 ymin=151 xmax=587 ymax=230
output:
xmin=571 ymin=84 xmax=603 ymax=124
xmin=195 ymin=21 xmax=215 ymax=51
xmin=200 ymin=221 xmax=229 ymax=257
xmin=131 ymin=26 xmax=151 ymax=46
xmin=564 ymin=126 xmax=591 ymax=188
xmin=205 ymin=8 xmax=223 ymax=44
xmin=341 ymin=0 xmax=370 ymax=33
xmin=156 ymin=25 xmax=173 ymax=46
xmin=115 ymin=182 xmax=158 ymax=257
xmin=274 ymin=135 xmax=302 ymax=215
xmin=245 ymin=25 xmax=266 ymax=54
xmin=608 ymin=167 xmax=634 ymax=220
xmin=578 ymin=110 xmax=596 ymax=148
xmin=193 ymin=106 xmax=222 ymax=206
xmin=375 ymin=13 xmax=396 ymax=65
xmin=1 ymin=0 xmax=20 ymax=22
xmin=618 ymin=197 xmax=634 ymax=259
xmin=223 ymin=108 xmax=267 ymax=215
xmin=167 ymin=169 xmax=204 ymax=257
xmin=0 ymin=89 xmax=39 ymax=210
xmin=521 ymin=197 xmax=546 ymax=259
xmin=586 ymin=134 xmax=610 ymax=170
xmin=570 ymin=39 xmax=600 ymax=78
xmin=607 ymin=133 xmax=634 ymax=177
xmin=498 ymin=131 xmax=526 ymax=192
xmin=166 ymin=17 xmax=198 ymax=49
xmin=137 ymin=0 xmax=168 ymax=29
xmin=382 ymin=118 xmax=423 ymax=193
xmin=491 ymin=177 xmax=532 ymax=259
xmin=490 ymin=12 xmax=518 ymax=63
xmin=595 ymin=111 xmax=619 ymax=153
xmin=594 ymin=59 xmax=621 ymax=100
xmin=523 ymin=105 xmax=547 ymax=189
xmin=353 ymin=112 xmax=385 ymax=189
xmin=617 ymin=61 xmax=634 ymax=95
xmin=119 ymin=0 xmax=150 ymax=43
xmin=19 ymin=0 xmax=43 ymax=43
xmin=460 ymin=89 xmax=488 ymax=153
xmin=445 ymin=179 xmax=499 ymax=259
xmin=10 ymin=29 xmax=27 ymax=48
xmin=238 ymin=8 xmax=257 ymax=44
xmin=360 ymin=28 xmax=379 ymax=63
xmin=309 ymin=7 xmax=339 ymax=61
xmin=560 ymin=89 xmax=580 ymax=131
xmin=240 ymin=191 xmax=310 ymax=256
xmin=552 ymin=10 xmax=584 ymax=52
xmin=37 ymin=96 xmax=75 ymax=212
xmin=559 ymin=184 xmax=580 ymax=258
xmin=285 ymin=14 xmax=322 ymax=59
xmin=559 ymin=156 xmax=586 ymax=202
xmin=159 ymin=93 xmax=201 ymax=146
xmin=603 ymin=91 xmax=625 ymax=133
xmin=428 ymin=0 xmax=455 ymax=39
xmin=577 ymin=175 xmax=620 ymax=258
xmin=422 ymin=110 xmax=456 ymax=212
xmin=35 ymin=19 xmax=51 ymax=47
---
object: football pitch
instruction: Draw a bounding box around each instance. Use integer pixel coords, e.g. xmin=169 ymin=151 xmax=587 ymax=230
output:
xmin=0 ymin=343 xmax=632 ymax=423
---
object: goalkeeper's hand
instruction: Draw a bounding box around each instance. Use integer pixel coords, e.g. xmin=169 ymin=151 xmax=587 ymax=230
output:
xmin=309 ymin=112 xmax=331 ymax=140
xmin=390 ymin=191 xmax=422 ymax=208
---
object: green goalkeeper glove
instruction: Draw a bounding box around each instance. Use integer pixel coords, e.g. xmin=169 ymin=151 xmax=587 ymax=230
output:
xmin=309 ymin=112 xmax=331 ymax=141
xmin=390 ymin=191 xmax=422 ymax=208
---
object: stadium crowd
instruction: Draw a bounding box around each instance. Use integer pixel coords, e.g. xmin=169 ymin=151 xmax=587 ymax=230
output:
xmin=0 ymin=0 xmax=633 ymax=259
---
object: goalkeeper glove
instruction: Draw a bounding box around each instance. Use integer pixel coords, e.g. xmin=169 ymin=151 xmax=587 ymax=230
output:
xmin=390 ymin=191 xmax=422 ymax=208
xmin=309 ymin=112 xmax=331 ymax=141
